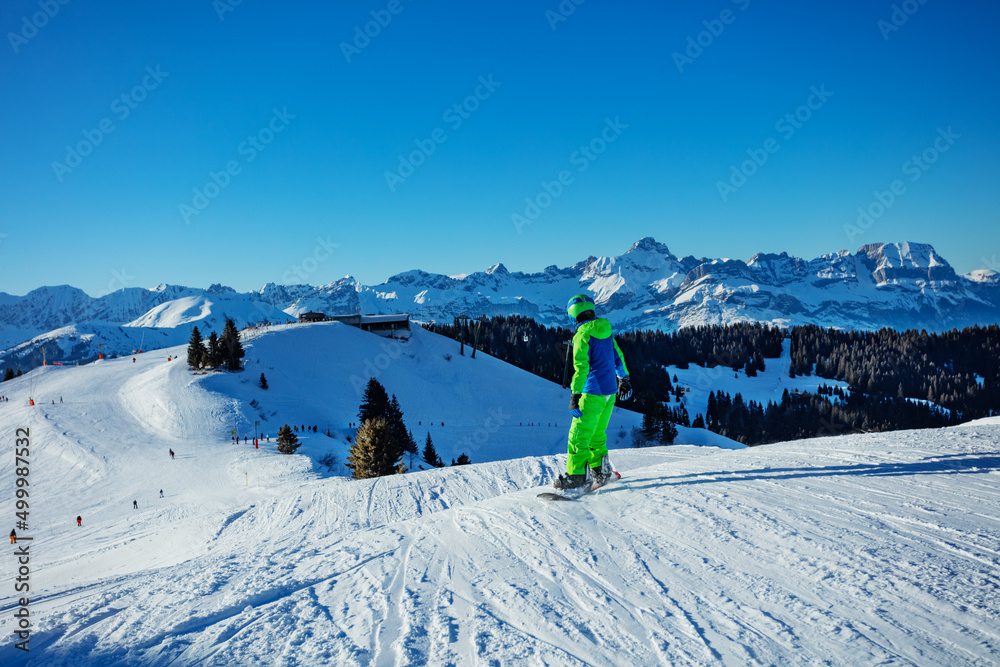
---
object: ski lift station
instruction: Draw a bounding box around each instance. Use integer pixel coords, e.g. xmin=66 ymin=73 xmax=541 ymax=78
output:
xmin=297 ymin=312 xmax=411 ymax=338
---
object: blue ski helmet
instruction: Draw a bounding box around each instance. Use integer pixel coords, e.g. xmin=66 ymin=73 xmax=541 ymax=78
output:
xmin=566 ymin=294 xmax=596 ymax=321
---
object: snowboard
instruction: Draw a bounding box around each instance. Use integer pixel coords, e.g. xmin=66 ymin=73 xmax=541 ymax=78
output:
xmin=538 ymin=471 xmax=621 ymax=501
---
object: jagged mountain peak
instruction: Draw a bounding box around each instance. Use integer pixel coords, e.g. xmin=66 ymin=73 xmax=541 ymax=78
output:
xmin=485 ymin=263 xmax=509 ymax=276
xmin=858 ymin=241 xmax=948 ymax=268
xmin=582 ymin=238 xmax=680 ymax=281
xmin=856 ymin=242 xmax=955 ymax=284
xmin=257 ymin=281 xmax=283 ymax=295
xmin=748 ymin=251 xmax=792 ymax=264
xmin=626 ymin=236 xmax=673 ymax=256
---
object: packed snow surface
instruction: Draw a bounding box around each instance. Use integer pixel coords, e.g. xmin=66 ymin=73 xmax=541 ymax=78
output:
xmin=1 ymin=325 xmax=998 ymax=666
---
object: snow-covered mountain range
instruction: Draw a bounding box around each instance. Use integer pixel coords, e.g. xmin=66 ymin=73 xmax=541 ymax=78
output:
xmin=2 ymin=239 xmax=998 ymax=369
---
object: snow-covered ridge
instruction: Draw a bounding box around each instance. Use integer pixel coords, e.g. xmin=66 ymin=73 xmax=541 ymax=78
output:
xmin=2 ymin=239 xmax=999 ymax=368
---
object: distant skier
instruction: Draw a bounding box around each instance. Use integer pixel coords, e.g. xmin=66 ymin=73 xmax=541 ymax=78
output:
xmin=77 ymin=516 xmax=82 ymax=526
xmin=9 ymin=529 xmax=15 ymax=544
xmin=554 ymin=294 xmax=631 ymax=493
xmin=133 ymin=500 xmax=138 ymax=509
xmin=159 ymin=489 xmax=164 ymax=498
xmin=169 ymin=449 xmax=174 ymax=460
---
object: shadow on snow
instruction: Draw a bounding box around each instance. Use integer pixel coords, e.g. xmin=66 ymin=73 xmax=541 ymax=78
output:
xmin=619 ymin=453 xmax=1000 ymax=491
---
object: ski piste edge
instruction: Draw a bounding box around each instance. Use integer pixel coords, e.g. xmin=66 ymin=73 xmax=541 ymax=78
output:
xmin=537 ymin=471 xmax=621 ymax=502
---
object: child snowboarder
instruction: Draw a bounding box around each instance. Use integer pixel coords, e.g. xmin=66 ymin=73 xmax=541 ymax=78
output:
xmin=554 ymin=294 xmax=632 ymax=493
xmin=77 ymin=516 xmax=82 ymax=526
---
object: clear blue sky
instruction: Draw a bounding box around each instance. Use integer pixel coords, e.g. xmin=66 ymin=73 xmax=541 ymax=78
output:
xmin=1 ymin=0 xmax=998 ymax=297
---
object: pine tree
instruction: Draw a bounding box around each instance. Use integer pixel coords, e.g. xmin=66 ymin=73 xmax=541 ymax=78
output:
xmin=641 ymin=408 xmax=659 ymax=442
xmin=422 ymin=432 xmax=443 ymax=468
xmin=347 ymin=417 xmax=405 ymax=479
xmin=453 ymin=453 xmax=471 ymax=465
xmin=207 ymin=331 xmax=221 ymax=368
xmin=276 ymin=424 xmax=300 ymax=454
xmin=358 ymin=378 xmax=390 ymax=425
xmin=259 ymin=373 xmax=269 ymax=389
xmin=660 ymin=420 xmax=678 ymax=444
xmin=346 ymin=418 xmax=384 ymax=479
xmin=385 ymin=394 xmax=407 ymax=463
xmin=187 ymin=326 xmax=208 ymax=368
xmin=3 ymin=367 xmax=14 ymax=382
xmin=219 ymin=318 xmax=245 ymax=371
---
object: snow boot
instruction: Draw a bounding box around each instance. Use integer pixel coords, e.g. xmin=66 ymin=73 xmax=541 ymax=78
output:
xmin=553 ymin=472 xmax=590 ymax=492
xmin=591 ymin=454 xmax=615 ymax=486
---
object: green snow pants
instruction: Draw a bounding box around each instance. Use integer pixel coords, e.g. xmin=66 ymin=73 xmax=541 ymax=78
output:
xmin=567 ymin=393 xmax=616 ymax=475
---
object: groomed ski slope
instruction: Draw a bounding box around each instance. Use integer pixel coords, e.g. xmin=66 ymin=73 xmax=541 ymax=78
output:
xmin=0 ymin=324 xmax=998 ymax=666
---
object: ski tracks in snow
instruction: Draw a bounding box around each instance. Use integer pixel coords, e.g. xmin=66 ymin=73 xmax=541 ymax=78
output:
xmin=4 ymin=415 xmax=1000 ymax=665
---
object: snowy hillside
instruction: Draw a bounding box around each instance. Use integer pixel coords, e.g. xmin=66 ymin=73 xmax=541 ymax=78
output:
xmin=220 ymin=322 xmax=651 ymax=465
xmin=1 ymin=324 xmax=998 ymax=665
xmin=3 ymin=238 xmax=999 ymax=371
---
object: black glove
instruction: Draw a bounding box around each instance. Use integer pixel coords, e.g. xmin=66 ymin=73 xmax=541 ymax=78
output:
xmin=569 ymin=394 xmax=582 ymax=418
xmin=617 ymin=376 xmax=632 ymax=401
